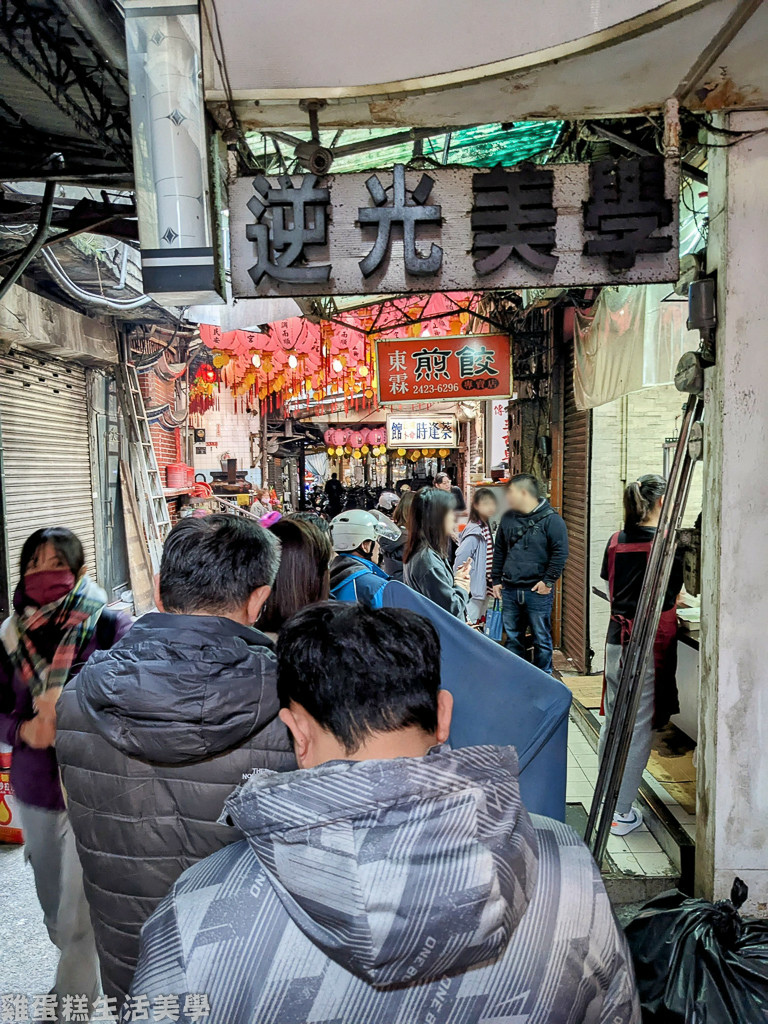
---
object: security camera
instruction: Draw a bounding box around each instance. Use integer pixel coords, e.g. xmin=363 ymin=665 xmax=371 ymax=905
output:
xmin=294 ymin=141 xmax=334 ymax=176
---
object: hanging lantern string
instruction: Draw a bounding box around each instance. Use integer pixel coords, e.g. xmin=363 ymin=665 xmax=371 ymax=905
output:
xmin=197 ymin=292 xmax=488 ymax=411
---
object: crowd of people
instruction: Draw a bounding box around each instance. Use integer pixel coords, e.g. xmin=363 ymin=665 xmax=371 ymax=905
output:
xmin=0 ymin=468 xmax=683 ymax=1022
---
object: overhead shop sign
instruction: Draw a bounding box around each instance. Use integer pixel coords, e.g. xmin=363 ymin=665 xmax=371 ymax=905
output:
xmin=229 ymin=156 xmax=679 ymax=298
xmin=377 ymin=334 xmax=510 ymax=404
xmin=387 ymin=414 xmax=459 ymax=449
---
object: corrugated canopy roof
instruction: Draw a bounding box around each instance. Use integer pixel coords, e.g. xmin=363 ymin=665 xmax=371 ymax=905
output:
xmin=246 ymin=121 xmax=563 ymax=174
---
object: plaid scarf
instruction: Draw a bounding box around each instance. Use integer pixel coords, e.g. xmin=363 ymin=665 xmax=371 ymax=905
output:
xmin=0 ymin=574 xmax=107 ymax=699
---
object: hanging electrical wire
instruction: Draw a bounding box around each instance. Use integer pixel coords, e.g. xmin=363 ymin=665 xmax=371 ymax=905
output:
xmin=41 ymin=248 xmax=152 ymax=310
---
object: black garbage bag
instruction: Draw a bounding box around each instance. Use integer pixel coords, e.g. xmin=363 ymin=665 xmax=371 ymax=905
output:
xmin=625 ymin=878 xmax=768 ymax=1023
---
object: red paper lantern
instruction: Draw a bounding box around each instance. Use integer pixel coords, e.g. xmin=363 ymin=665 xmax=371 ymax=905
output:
xmin=196 ymin=364 xmax=217 ymax=384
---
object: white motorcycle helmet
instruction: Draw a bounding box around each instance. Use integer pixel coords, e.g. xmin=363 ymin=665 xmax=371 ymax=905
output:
xmin=330 ymin=508 xmax=400 ymax=552
xmin=377 ymin=490 xmax=399 ymax=512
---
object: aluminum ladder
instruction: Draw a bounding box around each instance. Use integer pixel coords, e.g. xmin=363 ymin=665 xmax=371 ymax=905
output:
xmin=116 ymin=361 xmax=171 ymax=572
xmin=585 ymin=392 xmax=704 ymax=866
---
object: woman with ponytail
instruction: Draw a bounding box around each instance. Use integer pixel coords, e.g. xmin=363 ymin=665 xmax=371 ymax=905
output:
xmin=598 ymin=475 xmax=684 ymax=835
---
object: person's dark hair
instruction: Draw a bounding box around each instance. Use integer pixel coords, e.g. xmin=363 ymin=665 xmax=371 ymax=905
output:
xmin=469 ymin=486 xmax=497 ymax=523
xmin=624 ymin=474 xmax=666 ymax=530
xmin=286 ymin=511 xmax=331 ymax=536
xmin=403 ymin=486 xmax=455 ymax=563
xmin=278 ymin=602 xmax=441 ymax=753
xmin=19 ymin=527 xmax=85 ymax=578
xmin=259 ymin=519 xmax=332 ymax=633
xmin=331 ymin=473 xmax=338 ymax=480
xmin=159 ymin=514 xmax=280 ymax=615
xmin=392 ymin=489 xmax=415 ymax=528
xmin=508 ymin=473 xmax=541 ymax=500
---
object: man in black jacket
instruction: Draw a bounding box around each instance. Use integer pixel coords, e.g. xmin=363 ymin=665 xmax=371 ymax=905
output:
xmin=492 ymin=475 xmax=568 ymax=673
xmin=56 ymin=516 xmax=295 ymax=1001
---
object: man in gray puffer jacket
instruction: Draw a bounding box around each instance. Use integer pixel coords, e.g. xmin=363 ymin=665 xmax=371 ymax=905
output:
xmin=56 ymin=516 xmax=295 ymax=1001
xmin=129 ymin=603 xmax=639 ymax=1024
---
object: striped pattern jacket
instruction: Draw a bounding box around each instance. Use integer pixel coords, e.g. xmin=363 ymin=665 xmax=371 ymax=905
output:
xmin=128 ymin=745 xmax=640 ymax=1024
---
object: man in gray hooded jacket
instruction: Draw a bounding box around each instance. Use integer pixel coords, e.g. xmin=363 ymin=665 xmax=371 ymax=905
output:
xmin=128 ymin=602 xmax=639 ymax=1024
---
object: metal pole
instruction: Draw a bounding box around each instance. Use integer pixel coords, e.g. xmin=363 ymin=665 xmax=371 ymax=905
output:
xmin=0 ymin=181 xmax=56 ymax=302
xmin=260 ymin=402 xmax=269 ymax=489
xmin=298 ymin=441 xmax=307 ymax=510
xmin=585 ymin=394 xmax=703 ymax=863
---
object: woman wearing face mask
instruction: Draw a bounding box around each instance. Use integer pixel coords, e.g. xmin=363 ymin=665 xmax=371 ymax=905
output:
xmin=0 ymin=527 xmax=131 ymax=1006
xmin=403 ymin=487 xmax=471 ymax=619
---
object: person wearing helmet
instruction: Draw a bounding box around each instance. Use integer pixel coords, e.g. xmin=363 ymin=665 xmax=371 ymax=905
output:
xmin=377 ymin=489 xmax=399 ymax=515
xmin=329 ymin=509 xmax=400 ymax=609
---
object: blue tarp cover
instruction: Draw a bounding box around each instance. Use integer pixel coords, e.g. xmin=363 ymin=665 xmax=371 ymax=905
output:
xmin=380 ymin=580 xmax=572 ymax=821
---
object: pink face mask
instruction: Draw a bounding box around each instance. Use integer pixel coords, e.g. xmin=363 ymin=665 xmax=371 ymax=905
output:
xmin=24 ymin=570 xmax=76 ymax=606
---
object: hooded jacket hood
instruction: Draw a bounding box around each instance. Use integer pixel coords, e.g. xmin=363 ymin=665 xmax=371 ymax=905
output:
xmin=329 ymin=552 xmax=385 ymax=587
xmin=460 ymin=519 xmax=485 ymax=539
xmin=75 ymin=612 xmax=279 ymax=766
xmin=225 ymin=744 xmax=539 ymax=987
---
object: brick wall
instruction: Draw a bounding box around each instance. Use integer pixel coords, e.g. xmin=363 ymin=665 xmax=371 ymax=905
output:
xmin=191 ymin=390 xmax=260 ymax=484
xmin=137 ymin=367 xmax=181 ymax=477
xmin=589 ymin=383 xmax=703 ymax=671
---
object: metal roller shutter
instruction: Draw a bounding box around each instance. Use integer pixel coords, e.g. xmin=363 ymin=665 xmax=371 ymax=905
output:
xmin=0 ymin=353 xmax=96 ymax=589
xmin=561 ymin=344 xmax=592 ymax=673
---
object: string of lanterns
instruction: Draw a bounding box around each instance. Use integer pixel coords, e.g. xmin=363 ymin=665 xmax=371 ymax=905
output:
xmin=200 ymin=319 xmax=379 ymax=415
xmin=323 ymin=426 xmax=388 ymax=460
xmin=323 ymin=425 xmax=452 ymax=463
xmin=197 ymin=293 xmax=478 ymax=415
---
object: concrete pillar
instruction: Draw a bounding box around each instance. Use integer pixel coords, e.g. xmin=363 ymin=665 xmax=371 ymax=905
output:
xmin=699 ymin=111 xmax=768 ymax=913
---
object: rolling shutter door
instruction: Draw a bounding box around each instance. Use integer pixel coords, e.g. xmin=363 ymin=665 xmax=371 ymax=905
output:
xmin=0 ymin=353 xmax=96 ymax=588
xmin=561 ymin=344 xmax=592 ymax=673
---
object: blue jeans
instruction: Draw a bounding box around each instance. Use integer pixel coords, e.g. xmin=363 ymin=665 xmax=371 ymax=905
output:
xmin=501 ymin=586 xmax=554 ymax=674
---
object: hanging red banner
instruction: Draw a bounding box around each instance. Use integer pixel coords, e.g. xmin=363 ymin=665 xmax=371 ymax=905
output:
xmin=376 ymin=333 xmax=511 ymax=404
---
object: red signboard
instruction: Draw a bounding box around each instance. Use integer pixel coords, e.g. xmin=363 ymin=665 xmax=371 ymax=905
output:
xmin=376 ymin=334 xmax=510 ymax=404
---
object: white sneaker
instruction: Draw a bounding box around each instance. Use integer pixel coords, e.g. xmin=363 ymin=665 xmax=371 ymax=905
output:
xmin=610 ymin=808 xmax=643 ymax=836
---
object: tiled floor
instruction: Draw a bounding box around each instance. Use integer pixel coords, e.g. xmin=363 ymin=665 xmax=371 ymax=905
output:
xmin=567 ymin=718 xmax=682 ymax=876
xmin=642 ymin=772 xmax=697 ymax=841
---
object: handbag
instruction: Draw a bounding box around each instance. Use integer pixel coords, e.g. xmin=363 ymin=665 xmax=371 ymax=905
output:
xmin=484 ymin=598 xmax=504 ymax=643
